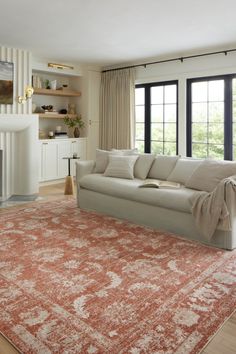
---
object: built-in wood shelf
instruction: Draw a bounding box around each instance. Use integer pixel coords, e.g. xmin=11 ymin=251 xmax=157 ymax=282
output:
xmin=33 ymin=88 xmax=81 ymax=97
xmin=38 ymin=113 xmax=77 ymax=119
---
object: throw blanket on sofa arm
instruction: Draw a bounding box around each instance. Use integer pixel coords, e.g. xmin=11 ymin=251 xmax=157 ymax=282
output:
xmin=189 ymin=175 xmax=236 ymax=240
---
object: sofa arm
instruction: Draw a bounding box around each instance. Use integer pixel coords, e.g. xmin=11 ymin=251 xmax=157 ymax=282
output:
xmin=76 ymin=160 xmax=95 ymax=182
xmin=225 ymin=175 xmax=236 ymax=219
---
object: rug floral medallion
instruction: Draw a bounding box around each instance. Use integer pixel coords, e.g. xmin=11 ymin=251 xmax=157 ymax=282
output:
xmin=0 ymin=199 xmax=235 ymax=354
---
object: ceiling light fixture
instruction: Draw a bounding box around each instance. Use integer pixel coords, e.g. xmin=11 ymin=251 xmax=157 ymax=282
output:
xmin=48 ymin=62 xmax=74 ymax=70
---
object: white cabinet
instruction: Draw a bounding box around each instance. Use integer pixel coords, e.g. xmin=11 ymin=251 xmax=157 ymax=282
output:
xmin=40 ymin=141 xmax=59 ymax=181
xmin=58 ymin=140 xmax=71 ymax=178
xmin=39 ymin=138 xmax=87 ymax=182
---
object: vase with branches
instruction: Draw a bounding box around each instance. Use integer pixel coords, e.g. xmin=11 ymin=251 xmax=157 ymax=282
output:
xmin=63 ymin=115 xmax=85 ymax=138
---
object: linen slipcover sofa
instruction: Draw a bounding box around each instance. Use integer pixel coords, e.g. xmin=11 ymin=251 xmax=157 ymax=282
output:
xmin=76 ymin=151 xmax=236 ymax=250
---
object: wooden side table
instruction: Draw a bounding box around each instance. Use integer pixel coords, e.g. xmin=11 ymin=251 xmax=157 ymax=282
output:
xmin=63 ymin=157 xmax=80 ymax=195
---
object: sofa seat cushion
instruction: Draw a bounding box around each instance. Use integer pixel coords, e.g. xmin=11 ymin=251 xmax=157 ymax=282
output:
xmin=79 ymin=174 xmax=198 ymax=213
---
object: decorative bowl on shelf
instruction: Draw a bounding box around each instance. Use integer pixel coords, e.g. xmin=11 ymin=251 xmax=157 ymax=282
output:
xmin=41 ymin=105 xmax=53 ymax=112
xmin=58 ymin=84 xmax=69 ymax=91
xmin=59 ymin=109 xmax=67 ymax=114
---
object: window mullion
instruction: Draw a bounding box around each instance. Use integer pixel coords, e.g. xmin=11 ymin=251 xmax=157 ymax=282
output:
xmin=186 ymin=80 xmax=192 ymax=156
xmin=224 ymin=77 xmax=232 ymax=160
xmin=145 ymin=86 xmax=151 ymax=153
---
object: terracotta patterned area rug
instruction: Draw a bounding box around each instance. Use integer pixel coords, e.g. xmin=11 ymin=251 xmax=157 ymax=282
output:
xmin=0 ymin=199 xmax=236 ymax=354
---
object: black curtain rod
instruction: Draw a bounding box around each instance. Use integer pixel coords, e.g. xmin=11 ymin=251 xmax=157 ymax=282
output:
xmin=102 ymin=48 xmax=236 ymax=73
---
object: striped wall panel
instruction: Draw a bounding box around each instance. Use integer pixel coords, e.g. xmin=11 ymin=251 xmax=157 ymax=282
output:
xmin=0 ymin=46 xmax=32 ymax=114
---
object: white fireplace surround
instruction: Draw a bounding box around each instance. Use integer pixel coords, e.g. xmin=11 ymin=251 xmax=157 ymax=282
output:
xmin=0 ymin=114 xmax=39 ymax=201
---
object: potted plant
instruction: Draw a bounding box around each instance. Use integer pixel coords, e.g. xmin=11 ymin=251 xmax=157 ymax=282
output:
xmin=63 ymin=115 xmax=85 ymax=138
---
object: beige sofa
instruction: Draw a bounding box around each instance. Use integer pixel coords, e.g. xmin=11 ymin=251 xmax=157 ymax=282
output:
xmin=76 ymin=153 xmax=236 ymax=250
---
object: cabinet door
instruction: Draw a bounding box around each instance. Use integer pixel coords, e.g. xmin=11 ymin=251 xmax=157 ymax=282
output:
xmin=58 ymin=141 xmax=71 ymax=178
xmin=77 ymin=139 xmax=87 ymax=160
xmin=39 ymin=142 xmax=43 ymax=182
xmin=41 ymin=142 xmax=59 ymax=181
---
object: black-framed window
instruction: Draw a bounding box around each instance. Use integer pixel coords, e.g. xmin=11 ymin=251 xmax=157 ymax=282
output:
xmin=135 ymin=81 xmax=178 ymax=155
xmin=187 ymin=74 xmax=236 ymax=160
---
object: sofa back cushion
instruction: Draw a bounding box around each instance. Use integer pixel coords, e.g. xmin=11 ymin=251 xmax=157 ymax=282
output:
xmin=134 ymin=154 xmax=155 ymax=180
xmin=95 ymin=149 xmax=110 ymax=173
xmin=167 ymin=158 xmax=202 ymax=184
xmin=104 ymin=155 xmax=139 ymax=179
xmin=185 ymin=159 xmax=236 ymax=192
xmin=148 ymin=155 xmax=179 ymax=180
xmin=111 ymin=148 xmax=138 ymax=155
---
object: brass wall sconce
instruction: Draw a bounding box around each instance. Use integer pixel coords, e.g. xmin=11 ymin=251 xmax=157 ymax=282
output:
xmin=48 ymin=62 xmax=74 ymax=70
xmin=18 ymin=86 xmax=34 ymax=104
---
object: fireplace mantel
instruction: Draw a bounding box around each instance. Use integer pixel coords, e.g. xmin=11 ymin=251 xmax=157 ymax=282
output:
xmin=0 ymin=114 xmax=39 ymax=200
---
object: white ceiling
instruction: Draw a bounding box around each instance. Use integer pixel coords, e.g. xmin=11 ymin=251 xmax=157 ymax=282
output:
xmin=1 ymin=0 xmax=236 ymax=67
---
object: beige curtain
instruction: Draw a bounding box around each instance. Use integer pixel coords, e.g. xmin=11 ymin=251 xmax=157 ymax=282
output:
xmin=99 ymin=68 xmax=135 ymax=150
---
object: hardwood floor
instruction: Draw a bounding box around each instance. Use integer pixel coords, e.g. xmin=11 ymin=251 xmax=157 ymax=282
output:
xmin=0 ymin=182 xmax=235 ymax=354
xmin=201 ymin=311 xmax=236 ymax=354
xmin=38 ymin=181 xmax=67 ymax=198
xmin=0 ymin=334 xmax=20 ymax=354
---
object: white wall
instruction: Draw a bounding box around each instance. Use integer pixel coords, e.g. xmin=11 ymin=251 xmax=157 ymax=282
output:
xmin=73 ymin=67 xmax=101 ymax=159
xmin=0 ymin=46 xmax=32 ymax=114
xmin=136 ymin=51 xmax=236 ymax=156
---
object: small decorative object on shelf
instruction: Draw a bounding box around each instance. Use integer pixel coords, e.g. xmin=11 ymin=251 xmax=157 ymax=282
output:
xmin=45 ymin=79 xmax=50 ymax=89
xmin=41 ymin=105 xmax=54 ymax=112
xmin=39 ymin=129 xmax=47 ymax=139
xmin=50 ymin=80 xmax=57 ymax=90
xmin=63 ymin=114 xmax=85 ymax=138
xmin=32 ymin=75 xmax=42 ymax=88
xmin=58 ymin=84 xmax=69 ymax=91
xmin=32 ymin=103 xmax=37 ymax=113
xmin=54 ymin=131 xmax=68 ymax=139
xmin=74 ymin=127 xmax=80 ymax=138
xmin=68 ymin=103 xmax=76 ymax=115
xmin=48 ymin=131 xmax=54 ymax=139
xmin=59 ymin=109 xmax=67 ymax=114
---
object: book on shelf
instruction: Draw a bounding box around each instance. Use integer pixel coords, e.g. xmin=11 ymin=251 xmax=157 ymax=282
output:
xmin=54 ymin=135 xmax=69 ymax=139
xmin=54 ymin=132 xmax=68 ymax=139
xmin=139 ymin=179 xmax=181 ymax=189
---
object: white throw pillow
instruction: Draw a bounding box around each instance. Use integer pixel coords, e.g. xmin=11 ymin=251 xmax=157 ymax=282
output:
xmin=104 ymin=155 xmax=139 ymax=179
xmin=134 ymin=154 xmax=155 ymax=180
xmin=148 ymin=155 xmax=179 ymax=180
xmin=167 ymin=158 xmax=202 ymax=185
xmin=186 ymin=159 xmax=236 ymax=192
